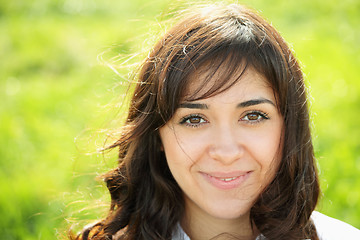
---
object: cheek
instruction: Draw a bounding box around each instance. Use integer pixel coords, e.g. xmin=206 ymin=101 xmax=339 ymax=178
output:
xmin=163 ymin=127 xmax=208 ymax=162
xmin=159 ymin=126 xmax=200 ymax=170
xmin=159 ymin=129 xmax=200 ymax=192
xmin=246 ymin=125 xmax=283 ymax=170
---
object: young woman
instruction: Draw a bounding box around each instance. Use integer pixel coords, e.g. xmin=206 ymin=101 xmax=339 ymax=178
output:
xmin=72 ymin=3 xmax=360 ymax=240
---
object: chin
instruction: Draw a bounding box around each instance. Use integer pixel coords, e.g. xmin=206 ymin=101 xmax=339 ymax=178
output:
xmin=205 ymin=202 xmax=253 ymax=220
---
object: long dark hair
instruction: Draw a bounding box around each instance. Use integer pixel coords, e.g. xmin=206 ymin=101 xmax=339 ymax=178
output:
xmin=72 ymin=3 xmax=320 ymax=240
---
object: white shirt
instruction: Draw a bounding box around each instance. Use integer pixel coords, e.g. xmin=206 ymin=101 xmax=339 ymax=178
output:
xmin=312 ymin=211 xmax=360 ymax=239
xmin=172 ymin=211 xmax=360 ymax=240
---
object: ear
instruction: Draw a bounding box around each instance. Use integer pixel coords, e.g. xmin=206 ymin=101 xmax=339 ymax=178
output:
xmin=160 ymin=143 xmax=164 ymax=151
xmin=156 ymin=130 xmax=164 ymax=151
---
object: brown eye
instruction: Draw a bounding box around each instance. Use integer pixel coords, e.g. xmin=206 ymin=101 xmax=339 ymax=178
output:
xmin=179 ymin=114 xmax=207 ymax=127
xmin=240 ymin=111 xmax=269 ymax=124
xmin=188 ymin=116 xmax=202 ymax=124
xmin=247 ymin=113 xmax=260 ymax=121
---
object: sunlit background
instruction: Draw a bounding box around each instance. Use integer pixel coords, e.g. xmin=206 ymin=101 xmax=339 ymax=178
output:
xmin=1 ymin=0 xmax=359 ymax=239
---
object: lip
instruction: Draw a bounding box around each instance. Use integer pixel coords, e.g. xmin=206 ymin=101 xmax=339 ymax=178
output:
xmin=201 ymin=171 xmax=252 ymax=190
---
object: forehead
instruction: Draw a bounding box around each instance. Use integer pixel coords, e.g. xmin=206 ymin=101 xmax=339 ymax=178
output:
xmin=182 ymin=63 xmax=272 ymax=102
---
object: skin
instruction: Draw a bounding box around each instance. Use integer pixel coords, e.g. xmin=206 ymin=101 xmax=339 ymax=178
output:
xmin=159 ymin=66 xmax=284 ymax=240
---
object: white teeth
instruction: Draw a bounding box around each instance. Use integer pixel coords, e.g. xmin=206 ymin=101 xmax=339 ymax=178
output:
xmin=220 ymin=177 xmax=237 ymax=181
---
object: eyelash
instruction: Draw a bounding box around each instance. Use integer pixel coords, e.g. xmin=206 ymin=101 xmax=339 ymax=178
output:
xmin=240 ymin=110 xmax=270 ymax=124
xmin=179 ymin=111 xmax=270 ymax=128
xmin=179 ymin=114 xmax=208 ymax=128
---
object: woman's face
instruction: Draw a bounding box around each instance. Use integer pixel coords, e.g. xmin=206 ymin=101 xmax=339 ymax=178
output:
xmin=159 ymin=66 xmax=284 ymax=223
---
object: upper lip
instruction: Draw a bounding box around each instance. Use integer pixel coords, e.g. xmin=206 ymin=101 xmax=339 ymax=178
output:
xmin=201 ymin=171 xmax=252 ymax=178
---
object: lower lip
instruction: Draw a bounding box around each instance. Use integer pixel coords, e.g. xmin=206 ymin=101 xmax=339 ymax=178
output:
xmin=201 ymin=172 xmax=252 ymax=190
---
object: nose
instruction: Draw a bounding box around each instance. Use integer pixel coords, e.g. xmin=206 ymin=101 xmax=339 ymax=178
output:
xmin=208 ymin=126 xmax=244 ymax=165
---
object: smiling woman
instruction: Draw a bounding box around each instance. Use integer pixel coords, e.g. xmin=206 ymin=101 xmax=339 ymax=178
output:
xmin=71 ymin=3 xmax=360 ymax=240
xmin=159 ymin=67 xmax=284 ymax=239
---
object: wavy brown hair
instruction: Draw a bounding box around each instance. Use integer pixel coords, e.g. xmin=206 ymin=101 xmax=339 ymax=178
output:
xmin=71 ymin=3 xmax=320 ymax=240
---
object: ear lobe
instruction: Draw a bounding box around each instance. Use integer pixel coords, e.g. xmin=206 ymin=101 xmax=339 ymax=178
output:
xmin=156 ymin=131 xmax=164 ymax=151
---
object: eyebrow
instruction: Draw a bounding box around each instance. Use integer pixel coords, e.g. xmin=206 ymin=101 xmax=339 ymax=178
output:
xmin=237 ymin=98 xmax=275 ymax=108
xmin=179 ymin=102 xmax=209 ymax=109
xmin=179 ymin=98 xmax=275 ymax=109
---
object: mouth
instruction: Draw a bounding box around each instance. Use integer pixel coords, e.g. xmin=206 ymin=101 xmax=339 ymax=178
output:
xmin=201 ymin=171 xmax=252 ymax=190
xmin=217 ymin=176 xmax=238 ymax=182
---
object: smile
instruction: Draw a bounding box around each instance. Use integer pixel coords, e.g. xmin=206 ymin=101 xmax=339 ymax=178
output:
xmin=201 ymin=171 xmax=252 ymax=190
xmin=217 ymin=176 xmax=238 ymax=182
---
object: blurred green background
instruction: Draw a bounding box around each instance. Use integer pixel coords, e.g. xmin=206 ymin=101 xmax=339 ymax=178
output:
xmin=1 ymin=0 xmax=359 ymax=239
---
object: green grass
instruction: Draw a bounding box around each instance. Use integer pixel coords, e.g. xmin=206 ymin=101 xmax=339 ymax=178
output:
xmin=1 ymin=0 xmax=359 ymax=238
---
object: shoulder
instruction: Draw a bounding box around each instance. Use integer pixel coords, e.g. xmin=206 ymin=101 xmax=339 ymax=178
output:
xmin=311 ymin=211 xmax=360 ymax=240
xmin=172 ymin=223 xmax=191 ymax=240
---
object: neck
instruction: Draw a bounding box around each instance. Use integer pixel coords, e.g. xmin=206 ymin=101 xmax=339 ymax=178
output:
xmin=181 ymin=205 xmax=257 ymax=240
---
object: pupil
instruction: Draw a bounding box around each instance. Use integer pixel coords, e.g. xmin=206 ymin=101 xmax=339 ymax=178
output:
xmin=248 ymin=113 xmax=259 ymax=120
xmin=190 ymin=117 xmax=201 ymax=123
